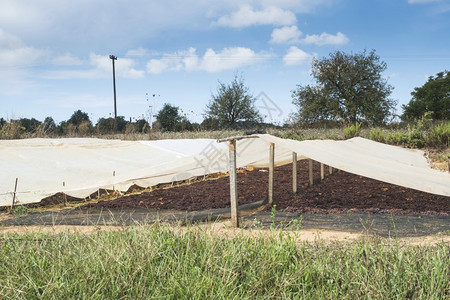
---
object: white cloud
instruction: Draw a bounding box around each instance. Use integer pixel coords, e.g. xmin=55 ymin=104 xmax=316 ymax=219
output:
xmin=0 ymin=28 xmax=46 ymax=68
xmin=53 ymin=53 xmax=83 ymax=66
xmin=301 ymin=32 xmax=349 ymax=46
xmin=147 ymin=48 xmax=198 ymax=74
xmin=214 ymin=5 xmax=297 ymax=27
xmin=44 ymin=53 xmax=145 ymax=79
xmin=283 ymin=46 xmax=313 ymax=66
xmin=147 ymin=47 xmax=272 ymax=74
xmin=89 ymin=54 xmax=145 ymax=79
xmin=200 ymin=47 xmax=271 ymax=72
xmin=270 ymin=25 xmax=302 ymax=44
xmin=408 ymin=0 xmax=441 ymax=3
xmin=126 ymin=47 xmax=150 ymax=57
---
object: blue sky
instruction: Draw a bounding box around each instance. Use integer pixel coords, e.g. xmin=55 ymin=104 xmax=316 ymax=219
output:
xmin=1 ymin=0 xmax=449 ymax=125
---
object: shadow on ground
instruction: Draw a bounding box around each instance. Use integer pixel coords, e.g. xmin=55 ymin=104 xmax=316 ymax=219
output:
xmin=2 ymin=202 xmax=449 ymax=238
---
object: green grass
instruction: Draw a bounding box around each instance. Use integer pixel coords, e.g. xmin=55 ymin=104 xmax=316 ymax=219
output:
xmin=0 ymin=225 xmax=448 ymax=299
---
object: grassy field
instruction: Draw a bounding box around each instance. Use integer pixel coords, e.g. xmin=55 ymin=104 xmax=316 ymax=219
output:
xmin=0 ymin=224 xmax=448 ymax=299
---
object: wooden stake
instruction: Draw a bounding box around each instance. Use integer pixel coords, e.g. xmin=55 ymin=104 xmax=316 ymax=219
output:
xmin=320 ymin=163 xmax=324 ymax=181
xmin=329 ymin=165 xmax=333 ymax=175
xmin=11 ymin=178 xmax=18 ymax=209
xmin=309 ymin=159 xmax=314 ymax=186
xmin=229 ymin=140 xmax=239 ymax=228
xmin=268 ymin=143 xmax=275 ymax=205
xmin=292 ymin=152 xmax=297 ymax=194
xmin=63 ymin=181 xmax=67 ymax=206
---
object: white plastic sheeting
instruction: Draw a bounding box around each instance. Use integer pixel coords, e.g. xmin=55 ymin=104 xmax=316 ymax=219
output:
xmin=0 ymin=134 xmax=449 ymax=206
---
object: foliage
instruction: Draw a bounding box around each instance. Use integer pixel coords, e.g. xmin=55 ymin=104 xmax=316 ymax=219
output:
xmin=134 ymin=118 xmax=150 ymax=133
xmin=8 ymin=205 xmax=30 ymax=216
xmin=59 ymin=110 xmax=93 ymax=136
xmin=402 ymin=70 xmax=450 ymax=121
xmin=0 ymin=120 xmax=22 ymax=139
xmin=67 ymin=109 xmax=91 ymax=127
xmin=428 ymin=121 xmax=449 ymax=148
xmin=344 ymin=122 xmax=362 ymax=139
xmin=0 ymin=226 xmax=448 ymax=299
xmin=96 ymin=116 xmax=127 ymax=134
xmin=292 ymin=49 xmax=396 ymax=126
xmin=19 ymin=118 xmax=41 ymax=133
xmin=205 ymin=74 xmax=262 ymax=129
xmin=369 ymin=127 xmax=385 ymax=143
xmin=201 ymin=117 xmax=221 ymax=131
xmin=42 ymin=116 xmax=57 ymax=135
xmin=156 ymin=103 xmax=183 ymax=132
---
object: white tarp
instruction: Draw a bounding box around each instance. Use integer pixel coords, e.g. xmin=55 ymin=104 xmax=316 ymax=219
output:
xmin=0 ymin=134 xmax=449 ymax=206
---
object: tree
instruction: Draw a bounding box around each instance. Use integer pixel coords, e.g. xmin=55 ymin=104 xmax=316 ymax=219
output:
xmin=156 ymin=103 xmax=182 ymax=132
xmin=62 ymin=110 xmax=93 ymax=135
xmin=42 ymin=117 xmax=57 ymax=135
xmin=402 ymin=71 xmax=449 ymax=121
xmin=19 ymin=118 xmax=41 ymax=133
xmin=96 ymin=116 xmax=127 ymax=134
xmin=204 ymin=75 xmax=262 ymax=128
xmin=67 ymin=110 xmax=91 ymax=127
xmin=292 ymin=49 xmax=396 ymax=126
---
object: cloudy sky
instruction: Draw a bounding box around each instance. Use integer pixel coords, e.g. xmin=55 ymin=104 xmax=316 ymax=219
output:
xmin=1 ymin=0 xmax=449 ymax=124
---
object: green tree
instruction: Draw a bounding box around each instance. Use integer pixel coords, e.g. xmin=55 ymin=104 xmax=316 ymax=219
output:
xmin=204 ymin=75 xmax=262 ymax=129
xmin=67 ymin=110 xmax=92 ymax=127
xmin=134 ymin=118 xmax=150 ymax=133
xmin=62 ymin=110 xmax=93 ymax=136
xmin=19 ymin=118 xmax=41 ymax=133
xmin=292 ymin=49 xmax=396 ymax=126
xmin=96 ymin=116 xmax=127 ymax=134
xmin=402 ymin=71 xmax=449 ymax=121
xmin=156 ymin=103 xmax=182 ymax=132
xmin=41 ymin=117 xmax=57 ymax=135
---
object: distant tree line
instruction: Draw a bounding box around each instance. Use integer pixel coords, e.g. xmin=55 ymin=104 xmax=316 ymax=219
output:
xmin=1 ymin=50 xmax=447 ymax=138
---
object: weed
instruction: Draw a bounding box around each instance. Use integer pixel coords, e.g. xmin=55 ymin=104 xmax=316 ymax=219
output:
xmin=344 ymin=122 xmax=362 ymax=139
xmin=270 ymin=204 xmax=277 ymax=229
xmin=8 ymin=205 xmax=30 ymax=216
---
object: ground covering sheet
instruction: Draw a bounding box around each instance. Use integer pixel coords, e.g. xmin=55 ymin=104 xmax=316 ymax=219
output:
xmin=1 ymin=135 xmax=449 ymax=206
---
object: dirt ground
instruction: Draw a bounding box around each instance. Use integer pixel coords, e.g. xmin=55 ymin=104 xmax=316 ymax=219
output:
xmin=83 ymin=160 xmax=450 ymax=216
xmin=2 ymin=160 xmax=449 ymax=241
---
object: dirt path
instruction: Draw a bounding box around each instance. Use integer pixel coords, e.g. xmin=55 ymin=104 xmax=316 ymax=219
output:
xmin=2 ymin=205 xmax=449 ymax=239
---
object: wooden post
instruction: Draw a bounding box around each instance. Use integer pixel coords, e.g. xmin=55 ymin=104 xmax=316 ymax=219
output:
xmin=63 ymin=181 xmax=67 ymax=206
xmin=292 ymin=152 xmax=297 ymax=194
xmin=329 ymin=165 xmax=333 ymax=175
xmin=229 ymin=140 xmax=239 ymax=227
xmin=113 ymin=171 xmax=116 ymax=191
xmin=11 ymin=178 xmax=18 ymax=209
xmin=268 ymin=143 xmax=275 ymax=205
xmin=309 ymin=159 xmax=313 ymax=186
xmin=320 ymin=163 xmax=324 ymax=181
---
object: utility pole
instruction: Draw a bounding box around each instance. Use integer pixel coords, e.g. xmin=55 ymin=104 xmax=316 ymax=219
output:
xmin=109 ymin=55 xmax=118 ymax=130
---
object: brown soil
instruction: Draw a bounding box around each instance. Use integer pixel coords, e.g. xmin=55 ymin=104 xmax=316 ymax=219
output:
xmin=82 ymin=160 xmax=450 ymax=216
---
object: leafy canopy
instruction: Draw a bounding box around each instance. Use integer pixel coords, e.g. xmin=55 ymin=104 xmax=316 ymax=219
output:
xmin=402 ymin=71 xmax=449 ymax=121
xmin=155 ymin=103 xmax=193 ymax=132
xmin=204 ymin=75 xmax=262 ymax=129
xmin=292 ymin=49 xmax=396 ymax=126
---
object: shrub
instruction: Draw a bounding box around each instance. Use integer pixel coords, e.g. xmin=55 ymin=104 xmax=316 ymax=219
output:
xmin=0 ymin=120 xmax=22 ymax=139
xmin=344 ymin=122 xmax=362 ymax=139
xmin=428 ymin=121 xmax=449 ymax=148
xmin=369 ymin=128 xmax=385 ymax=143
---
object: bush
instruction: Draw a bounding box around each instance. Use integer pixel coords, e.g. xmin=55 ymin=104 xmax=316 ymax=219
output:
xmin=428 ymin=121 xmax=449 ymax=148
xmin=344 ymin=122 xmax=362 ymax=139
xmin=0 ymin=120 xmax=22 ymax=139
xmin=369 ymin=128 xmax=385 ymax=143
